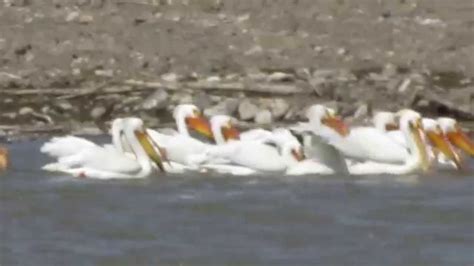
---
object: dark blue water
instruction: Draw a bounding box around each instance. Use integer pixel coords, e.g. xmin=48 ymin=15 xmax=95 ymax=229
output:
xmin=1 ymin=139 xmax=473 ymax=266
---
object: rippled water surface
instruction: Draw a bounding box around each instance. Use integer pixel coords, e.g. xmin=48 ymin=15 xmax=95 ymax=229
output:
xmin=1 ymin=139 xmax=473 ymax=265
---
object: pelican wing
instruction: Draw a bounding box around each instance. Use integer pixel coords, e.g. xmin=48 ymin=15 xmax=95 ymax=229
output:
xmin=41 ymin=136 xmax=97 ymax=158
xmin=305 ymin=134 xmax=349 ymax=175
xmin=57 ymin=146 xmax=142 ymax=174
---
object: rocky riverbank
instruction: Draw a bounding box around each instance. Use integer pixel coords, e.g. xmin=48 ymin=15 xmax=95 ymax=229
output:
xmin=0 ymin=0 xmax=473 ymax=140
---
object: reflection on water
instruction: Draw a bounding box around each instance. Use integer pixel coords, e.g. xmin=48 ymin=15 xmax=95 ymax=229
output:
xmin=1 ymin=140 xmax=473 ymax=265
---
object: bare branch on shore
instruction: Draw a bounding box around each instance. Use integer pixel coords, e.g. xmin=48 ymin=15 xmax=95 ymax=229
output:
xmin=0 ymin=79 xmax=308 ymax=97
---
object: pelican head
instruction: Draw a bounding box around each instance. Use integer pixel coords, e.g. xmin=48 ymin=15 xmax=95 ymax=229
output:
xmin=0 ymin=146 xmax=8 ymax=171
xmin=306 ymin=104 xmax=349 ymax=137
xmin=109 ymin=118 xmax=133 ymax=154
xmin=127 ymin=118 xmax=166 ymax=172
xmin=210 ymin=115 xmax=240 ymax=144
xmin=373 ymin=111 xmax=398 ymax=132
xmin=399 ymin=111 xmax=430 ymax=173
xmin=438 ymin=117 xmax=474 ymax=157
xmin=281 ymin=140 xmax=306 ymax=163
xmin=422 ymin=118 xmax=462 ymax=169
xmin=173 ymin=104 xmax=213 ymax=139
xmin=268 ymin=128 xmax=305 ymax=163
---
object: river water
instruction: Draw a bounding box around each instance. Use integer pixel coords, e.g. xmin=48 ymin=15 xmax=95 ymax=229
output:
xmin=1 ymin=139 xmax=473 ymax=265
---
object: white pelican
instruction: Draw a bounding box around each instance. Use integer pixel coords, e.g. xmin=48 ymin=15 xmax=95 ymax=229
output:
xmin=373 ymin=111 xmax=399 ymax=132
xmin=373 ymin=113 xmax=463 ymax=169
xmin=0 ymin=146 xmax=8 ymax=171
xmin=205 ymin=116 xmax=334 ymax=175
xmin=146 ymin=104 xmax=216 ymax=167
xmin=420 ymin=118 xmax=462 ymax=169
xmin=348 ymin=111 xmax=430 ymax=175
xmin=296 ymin=104 xmax=409 ymax=164
xmin=42 ymin=118 xmax=165 ymax=179
xmin=438 ymin=117 xmax=474 ymax=157
xmin=209 ymin=115 xmax=241 ymax=145
xmin=204 ymin=132 xmax=304 ymax=172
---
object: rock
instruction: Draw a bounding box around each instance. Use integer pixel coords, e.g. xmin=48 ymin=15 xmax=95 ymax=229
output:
xmin=78 ymin=14 xmax=94 ymax=24
xmin=94 ymin=69 xmax=114 ymax=77
xmin=194 ymin=92 xmax=213 ymax=110
xmin=18 ymin=107 xmax=34 ymax=116
xmin=90 ymin=106 xmax=106 ymax=120
xmin=223 ymin=98 xmax=239 ymax=115
xmin=382 ymin=63 xmax=398 ymax=78
xmin=206 ymin=76 xmax=221 ymax=83
xmin=254 ymin=109 xmax=272 ymax=125
xmin=204 ymin=98 xmax=239 ymax=117
xmin=0 ymin=72 xmax=21 ymax=88
xmin=397 ymin=78 xmax=412 ymax=93
xmin=4 ymin=0 xmax=30 ymax=6
xmin=247 ymin=72 xmax=267 ymax=82
xmin=141 ymin=89 xmax=168 ymax=110
xmin=204 ymin=104 xmax=227 ymax=117
xmin=54 ymin=100 xmax=74 ymax=112
xmin=72 ymin=126 xmax=103 ymax=136
xmin=352 ymin=103 xmax=369 ymax=121
xmin=238 ymin=99 xmax=259 ymax=120
xmin=267 ymin=72 xmax=294 ymax=82
xmin=161 ymin=72 xmax=179 ymax=82
xmin=270 ymin=98 xmax=289 ymax=119
xmin=66 ymin=11 xmax=80 ymax=22
xmin=210 ymin=95 xmax=222 ymax=103
xmin=321 ymin=101 xmax=340 ymax=113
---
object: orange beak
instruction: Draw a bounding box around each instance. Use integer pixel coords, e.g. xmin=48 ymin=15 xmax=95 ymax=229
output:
xmin=447 ymin=126 xmax=474 ymax=157
xmin=222 ymin=124 xmax=240 ymax=141
xmin=0 ymin=147 xmax=8 ymax=171
xmin=186 ymin=116 xmax=214 ymax=140
xmin=426 ymin=129 xmax=463 ymax=169
xmin=410 ymin=119 xmax=431 ymax=173
xmin=385 ymin=123 xmax=399 ymax=131
xmin=135 ymin=130 xmax=166 ymax=172
xmin=291 ymin=147 xmax=306 ymax=162
xmin=322 ymin=116 xmax=350 ymax=137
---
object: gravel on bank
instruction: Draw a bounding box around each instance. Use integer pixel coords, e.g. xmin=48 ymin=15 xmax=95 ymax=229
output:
xmin=0 ymin=0 xmax=473 ymax=139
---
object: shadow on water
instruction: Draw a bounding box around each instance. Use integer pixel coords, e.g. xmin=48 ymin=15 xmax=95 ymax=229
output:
xmin=1 ymin=140 xmax=473 ymax=265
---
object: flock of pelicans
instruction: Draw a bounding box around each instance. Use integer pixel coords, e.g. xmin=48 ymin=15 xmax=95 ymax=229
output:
xmin=0 ymin=104 xmax=473 ymax=179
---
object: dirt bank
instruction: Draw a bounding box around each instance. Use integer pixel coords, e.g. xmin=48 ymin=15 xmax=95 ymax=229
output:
xmin=0 ymin=0 xmax=473 ymax=139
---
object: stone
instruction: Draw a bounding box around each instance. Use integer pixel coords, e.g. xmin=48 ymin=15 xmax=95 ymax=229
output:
xmin=206 ymin=76 xmax=221 ymax=83
xmin=223 ymin=98 xmax=239 ymax=115
xmin=270 ymin=98 xmax=289 ymax=119
xmin=170 ymin=92 xmax=192 ymax=104
xmin=382 ymin=63 xmax=398 ymax=78
xmin=161 ymin=72 xmax=179 ymax=82
xmin=54 ymin=100 xmax=73 ymax=112
xmin=94 ymin=69 xmax=114 ymax=77
xmin=66 ymin=11 xmax=80 ymax=22
xmin=321 ymin=101 xmax=339 ymax=113
xmin=204 ymin=98 xmax=239 ymax=117
xmin=90 ymin=106 xmax=106 ymax=120
xmin=194 ymin=92 xmax=213 ymax=110
xmin=267 ymin=72 xmax=294 ymax=82
xmin=352 ymin=103 xmax=369 ymax=120
xmin=4 ymin=0 xmax=30 ymax=6
xmin=238 ymin=99 xmax=259 ymax=120
xmin=18 ymin=107 xmax=34 ymax=116
xmin=204 ymin=104 xmax=226 ymax=117
xmin=247 ymin=72 xmax=267 ymax=82
xmin=254 ymin=109 xmax=272 ymax=125
xmin=78 ymin=14 xmax=94 ymax=24
xmin=0 ymin=72 xmax=21 ymax=88
xmin=141 ymin=89 xmax=168 ymax=110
